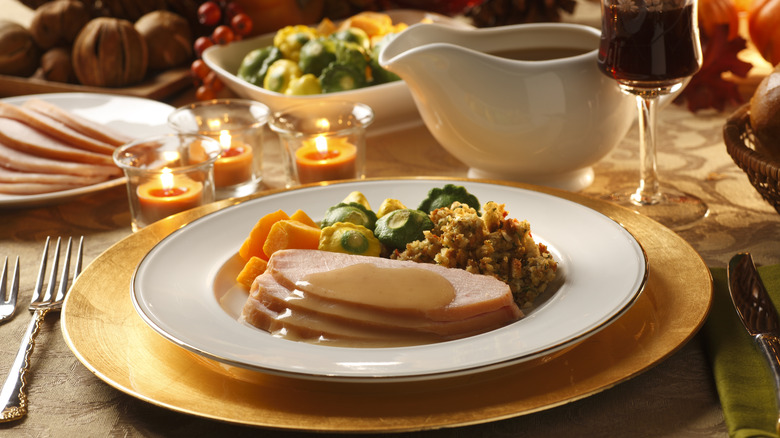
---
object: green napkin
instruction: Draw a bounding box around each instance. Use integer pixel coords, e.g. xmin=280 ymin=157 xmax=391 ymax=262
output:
xmin=703 ymin=265 xmax=780 ymax=438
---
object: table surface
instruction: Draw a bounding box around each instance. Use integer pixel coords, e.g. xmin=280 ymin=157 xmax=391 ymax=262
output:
xmin=2 ymin=2 xmax=779 ymax=437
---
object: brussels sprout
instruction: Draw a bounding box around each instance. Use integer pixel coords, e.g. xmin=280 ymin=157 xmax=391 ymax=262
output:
xmin=298 ymin=38 xmax=337 ymax=77
xmin=319 ymin=222 xmax=381 ymax=256
xmin=263 ymin=59 xmax=301 ymax=93
xmin=418 ymin=184 xmax=481 ymax=213
xmin=319 ymin=64 xmax=366 ymax=93
xmin=374 ymin=209 xmax=434 ymax=250
xmin=237 ymin=46 xmax=282 ymax=87
xmin=320 ymin=202 xmax=377 ymax=230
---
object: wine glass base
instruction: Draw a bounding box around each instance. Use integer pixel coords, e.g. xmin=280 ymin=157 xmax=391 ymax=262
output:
xmin=605 ymin=186 xmax=709 ymax=229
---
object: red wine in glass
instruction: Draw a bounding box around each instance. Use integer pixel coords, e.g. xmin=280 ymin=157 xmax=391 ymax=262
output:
xmin=596 ymin=0 xmax=707 ymax=228
xmin=598 ymin=3 xmax=701 ymax=86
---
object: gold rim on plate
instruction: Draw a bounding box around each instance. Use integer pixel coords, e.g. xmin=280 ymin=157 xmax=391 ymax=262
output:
xmin=60 ymin=177 xmax=712 ymax=433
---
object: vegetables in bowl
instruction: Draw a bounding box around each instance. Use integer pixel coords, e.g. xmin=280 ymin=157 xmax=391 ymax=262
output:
xmin=236 ymin=12 xmax=407 ymax=96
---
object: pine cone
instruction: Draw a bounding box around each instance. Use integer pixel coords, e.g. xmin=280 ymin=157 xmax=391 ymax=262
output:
xmin=465 ymin=0 xmax=577 ymax=26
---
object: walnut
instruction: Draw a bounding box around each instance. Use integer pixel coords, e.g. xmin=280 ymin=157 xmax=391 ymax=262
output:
xmin=72 ymin=17 xmax=148 ymax=87
xmin=29 ymin=0 xmax=91 ymax=50
xmin=135 ymin=10 xmax=192 ymax=70
xmin=0 ymin=20 xmax=40 ymax=77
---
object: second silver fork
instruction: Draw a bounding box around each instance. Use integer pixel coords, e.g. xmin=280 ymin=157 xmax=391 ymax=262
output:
xmin=0 ymin=236 xmax=83 ymax=423
xmin=0 ymin=256 xmax=19 ymax=323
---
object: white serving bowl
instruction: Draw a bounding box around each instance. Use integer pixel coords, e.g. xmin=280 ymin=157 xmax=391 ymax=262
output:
xmin=202 ymin=10 xmax=472 ymax=132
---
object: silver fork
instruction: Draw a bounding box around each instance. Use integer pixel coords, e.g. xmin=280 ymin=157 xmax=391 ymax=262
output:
xmin=0 ymin=236 xmax=83 ymax=423
xmin=0 ymin=256 xmax=20 ymax=323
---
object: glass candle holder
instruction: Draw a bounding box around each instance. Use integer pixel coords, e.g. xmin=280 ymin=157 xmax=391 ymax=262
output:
xmin=113 ymin=134 xmax=221 ymax=232
xmin=269 ymin=101 xmax=374 ymax=187
xmin=168 ymin=99 xmax=269 ymax=199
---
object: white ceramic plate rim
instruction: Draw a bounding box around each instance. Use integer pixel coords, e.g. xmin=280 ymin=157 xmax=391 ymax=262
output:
xmin=132 ymin=179 xmax=647 ymax=382
xmin=0 ymin=92 xmax=174 ymax=208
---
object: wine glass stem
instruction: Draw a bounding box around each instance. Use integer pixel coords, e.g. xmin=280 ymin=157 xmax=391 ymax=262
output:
xmin=632 ymin=94 xmax=662 ymax=206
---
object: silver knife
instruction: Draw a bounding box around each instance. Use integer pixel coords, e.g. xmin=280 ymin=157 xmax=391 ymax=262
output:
xmin=728 ymin=252 xmax=780 ymax=434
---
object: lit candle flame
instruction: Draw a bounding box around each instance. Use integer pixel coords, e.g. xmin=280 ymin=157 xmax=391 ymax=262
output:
xmin=208 ymin=119 xmax=222 ymax=132
xmin=160 ymin=168 xmax=174 ymax=190
xmin=314 ymin=136 xmax=329 ymax=155
xmin=219 ymin=130 xmax=231 ymax=150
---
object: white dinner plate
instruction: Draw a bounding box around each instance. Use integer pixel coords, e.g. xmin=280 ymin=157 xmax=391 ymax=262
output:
xmin=0 ymin=92 xmax=174 ymax=208
xmin=132 ymin=179 xmax=647 ymax=382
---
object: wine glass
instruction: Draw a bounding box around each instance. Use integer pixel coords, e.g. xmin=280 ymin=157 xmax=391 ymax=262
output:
xmin=598 ymin=0 xmax=708 ymax=228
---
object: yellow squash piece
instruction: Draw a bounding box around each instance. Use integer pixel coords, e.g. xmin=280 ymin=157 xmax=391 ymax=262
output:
xmin=319 ymin=222 xmax=381 ymax=257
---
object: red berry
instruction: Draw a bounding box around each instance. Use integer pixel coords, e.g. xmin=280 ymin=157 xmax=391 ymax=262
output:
xmin=211 ymin=76 xmax=224 ymax=92
xmin=211 ymin=25 xmax=235 ymax=45
xmin=223 ymin=2 xmax=243 ymax=20
xmin=230 ymin=12 xmax=252 ymax=36
xmin=203 ymin=70 xmax=218 ymax=87
xmin=196 ymin=85 xmax=216 ymax=101
xmin=190 ymin=59 xmax=210 ymax=81
xmin=197 ymin=1 xmax=221 ymax=26
xmin=194 ymin=36 xmax=214 ymax=57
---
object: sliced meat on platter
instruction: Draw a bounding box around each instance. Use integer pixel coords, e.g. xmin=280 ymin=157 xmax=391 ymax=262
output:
xmin=0 ymin=118 xmax=115 ymax=165
xmin=241 ymin=249 xmax=523 ymax=347
xmin=0 ymin=142 xmax=120 ymax=178
xmin=0 ymin=103 xmax=116 ymax=155
xmin=0 ymin=182 xmax=92 ymax=195
xmin=0 ymin=166 xmax=109 ymax=185
xmin=0 ymin=166 xmax=107 ymax=194
xmin=22 ymin=98 xmax=133 ymax=147
xmin=0 ymin=99 xmax=132 ymax=195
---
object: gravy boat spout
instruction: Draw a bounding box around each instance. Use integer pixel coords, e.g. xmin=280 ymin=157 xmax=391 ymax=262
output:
xmin=379 ymin=23 xmax=636 ymax=191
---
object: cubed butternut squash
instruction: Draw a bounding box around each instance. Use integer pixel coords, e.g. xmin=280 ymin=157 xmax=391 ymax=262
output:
xmin=235 ymin=256 xmax=268 ymax=289
xmin=239 ymin=209 xmax=290 ymax=261
xmin=262 ymin=220 xmax=321 ymax=258
xmin=290 ymin=209 xmax=319 ymax=228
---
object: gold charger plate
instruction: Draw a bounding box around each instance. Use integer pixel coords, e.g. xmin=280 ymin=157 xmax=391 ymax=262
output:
xmin=60 ymin=177 xmax=712 ymax=433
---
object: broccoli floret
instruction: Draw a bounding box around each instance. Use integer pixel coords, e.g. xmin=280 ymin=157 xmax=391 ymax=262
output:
xmin=374 ymin=208 xmax=434 ymax=250
xmin=298 ymin=38 xmax=337 ymax=77
xmin=320 ymin=202 xmax=377 ymax=230
xmin=237 ymin=46 xmax=282 ymax=87
xmin=319 ymin=64 xmax=366 ymax=93
xmin=418 ymin=184 xmax=481 ymax=213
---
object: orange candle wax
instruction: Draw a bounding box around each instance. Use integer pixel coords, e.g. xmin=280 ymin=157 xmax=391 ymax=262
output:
xmin=295 ymin=136 xmax=356 ymax=184
xmin=137 ymin=170 xmax=203 ymax=223
xmin=214 ymin=131 xmax=254 ymax=188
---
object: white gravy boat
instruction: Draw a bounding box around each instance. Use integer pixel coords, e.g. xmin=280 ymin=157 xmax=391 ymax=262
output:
xmin=379 ymin=22 xmax=637 ymax=191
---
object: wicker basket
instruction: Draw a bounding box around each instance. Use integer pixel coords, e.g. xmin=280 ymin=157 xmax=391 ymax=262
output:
xmin=723 ymin=104 xmax=780 ymax=214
